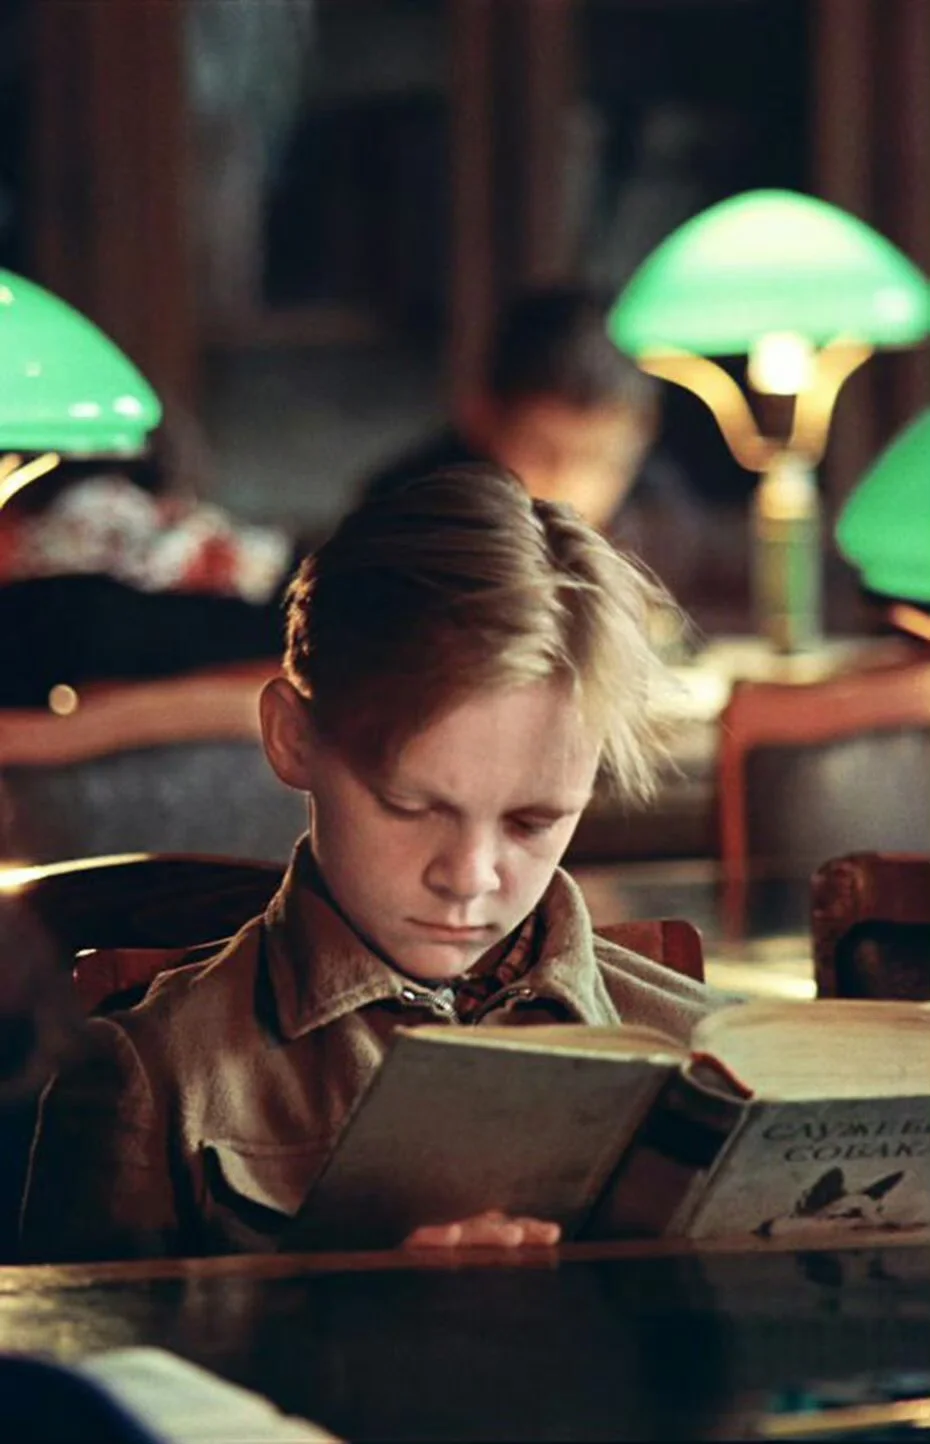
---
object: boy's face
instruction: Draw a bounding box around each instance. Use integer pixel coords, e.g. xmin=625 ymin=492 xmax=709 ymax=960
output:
xmin=479 ymin=395 xmax=651 ymax=530
xmin=294 ymin=678 xmax=600 ymax=982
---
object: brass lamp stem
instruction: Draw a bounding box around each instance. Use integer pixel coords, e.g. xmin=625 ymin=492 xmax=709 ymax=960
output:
xmin=0 ymin=452 xmax=61 ymax=510
xmin=639 ymin=350 xmax=776 ymax=472
xmin=0 ymin=454 xmax=23 ymax=487
xmin=638 ymin=348 xmax=831 ymax=653
xmin=788 ymin=340 xmax=873 ymax=464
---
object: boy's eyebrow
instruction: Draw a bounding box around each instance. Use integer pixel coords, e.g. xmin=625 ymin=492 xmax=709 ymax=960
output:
xmin=378 ymin=780 xmax=595 ymax=817
xmin=508 ymin=800 xmax=591 ymax=819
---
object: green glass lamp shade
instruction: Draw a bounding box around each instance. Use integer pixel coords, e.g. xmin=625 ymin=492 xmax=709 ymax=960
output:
xmin=836 ymin=408 xmax=930 ymax=602
xmin=0 ymin=269 xmax=161 ymax=454
xmin=608 ymin=190 xmax=930 ymax=357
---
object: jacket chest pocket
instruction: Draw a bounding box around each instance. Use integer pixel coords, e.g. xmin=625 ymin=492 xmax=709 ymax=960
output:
xmin=198 ymin=1139 xmax=326 ymax=1254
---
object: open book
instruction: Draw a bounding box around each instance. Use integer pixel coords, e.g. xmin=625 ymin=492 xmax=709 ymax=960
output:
xmin=75 ymin=1348 xmax=339 ymax=1443
xmin=283 ymin=1000 xmax=930 ymax=1249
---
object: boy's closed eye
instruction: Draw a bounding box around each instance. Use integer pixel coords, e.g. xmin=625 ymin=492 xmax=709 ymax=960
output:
xmin=507 ymin=813 xmax=563 ymax=838
xmin=377 ymin=794 xmax=431 ymax=820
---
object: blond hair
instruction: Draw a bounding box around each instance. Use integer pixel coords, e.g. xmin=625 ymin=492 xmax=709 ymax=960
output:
xmin=285 ymin=465 xmax=677 ymax=804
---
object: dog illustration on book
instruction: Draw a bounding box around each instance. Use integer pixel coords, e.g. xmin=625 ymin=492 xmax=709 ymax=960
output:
xmin=755 ymin=1168 xmax=912 ymax=1239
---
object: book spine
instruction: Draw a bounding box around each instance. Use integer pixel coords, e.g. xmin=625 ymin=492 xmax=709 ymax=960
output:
xmin=582 ymin=1071 xmax=745 ymax=1240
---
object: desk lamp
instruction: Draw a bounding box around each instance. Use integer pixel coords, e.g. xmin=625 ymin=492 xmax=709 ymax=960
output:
xmin=607 ymin=190 xmax=930 ymax=652
xmin=836 ymin=406 xmax=930 ymax=638
xmin=0 ymin=269 xmax=162 ymax=507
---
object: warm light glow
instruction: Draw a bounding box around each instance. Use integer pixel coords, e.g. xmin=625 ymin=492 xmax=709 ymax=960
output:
xmin=748 ymin=332 xmax=814 ymax=395
xmin=0 ymin=854 xmax=154 ymax=894
xmin=0 ymin=864 xmax=43 ymax=892
xmin=755 ymin=454 xmax=817 ymax=521
xmin=888 ymin=602 xmax=930 ymax=643
xmin=0 ymin=452 xmax=61 ymax=509
xmin=48 ymin=683 xmax=79 ymax=716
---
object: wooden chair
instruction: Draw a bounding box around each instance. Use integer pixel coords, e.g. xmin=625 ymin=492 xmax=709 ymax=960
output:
xmin=0 ymin=662 xmax=306 ymax=864
xmin=597 ymin=920 xmax=704 ymax=983
xmin=8 ymin=851 xmax=285 ymax=955
xmin=717 ymin=656 xmax=930 ymax=881
xmin=74 ymin=917 xmax=705 ymax=1014
xmin=811 ymin=851 xmax=930 ymax=1000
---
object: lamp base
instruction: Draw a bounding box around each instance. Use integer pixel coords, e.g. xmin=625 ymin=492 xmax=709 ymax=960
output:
xmin=751 ymin=456 xmax=823 ymax=654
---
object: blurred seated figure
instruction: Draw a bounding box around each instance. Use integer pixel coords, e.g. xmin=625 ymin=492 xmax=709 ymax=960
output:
xmin=0 ymin=425 xmax=303 ymax=706
xmin=360 ymin=285 xmax=704 ymax=598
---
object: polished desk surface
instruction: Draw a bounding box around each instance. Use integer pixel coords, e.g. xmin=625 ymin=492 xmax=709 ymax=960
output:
xmin=572 ymin=857 xmax=817 ymax=998
xmin=2 ymin=1233 xmax=929 ymax=1442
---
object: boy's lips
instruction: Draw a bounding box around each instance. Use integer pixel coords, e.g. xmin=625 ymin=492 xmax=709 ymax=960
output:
xmin=409 ymin=919 xmax=494 ymax=940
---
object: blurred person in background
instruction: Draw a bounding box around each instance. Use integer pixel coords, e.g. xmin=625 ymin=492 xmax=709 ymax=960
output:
xmin=360 ymin=285 xmax=705 ymax=603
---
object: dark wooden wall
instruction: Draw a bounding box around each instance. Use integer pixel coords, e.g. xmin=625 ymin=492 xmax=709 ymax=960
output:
xmin=31 ymin=0 xmax=195 ymax=408
xmin=813 ymin=0 xmax=930 ymax=507
xmin=26 ymin=0 xmax=930 ymax=487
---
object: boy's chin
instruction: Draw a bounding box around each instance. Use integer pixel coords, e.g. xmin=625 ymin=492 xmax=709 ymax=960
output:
xmin=399 ymin=946 xmax=484 ymax=984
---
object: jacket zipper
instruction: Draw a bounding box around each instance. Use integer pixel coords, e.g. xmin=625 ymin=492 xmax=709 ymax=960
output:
xmin=398 ymin=984 xmax=459 ymax=1020
xmin=397 ymin=982 xmax=537 ymax=1023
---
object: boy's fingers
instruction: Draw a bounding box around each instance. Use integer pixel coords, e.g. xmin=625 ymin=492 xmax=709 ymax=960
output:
xmin=512 ymin=1217 xmax=561 ymax=1246
xmin=455 ymin=1215 xmax=524 ymax=1246
xmin=404 ymin=1221 xmax=464 ymax=1248
xmin=403 ymin=1212 xmax=560 ymax=1250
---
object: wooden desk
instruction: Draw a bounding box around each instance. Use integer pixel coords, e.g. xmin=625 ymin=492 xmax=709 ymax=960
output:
xmin=2 ymin=1234 xmax=928 ymax=1441
xmin=571 ymin=858 xmax=816 ymax=997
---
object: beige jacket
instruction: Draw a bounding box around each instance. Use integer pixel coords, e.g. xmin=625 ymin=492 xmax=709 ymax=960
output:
xmin=21 ymin=839 xmax=724 ymax=1262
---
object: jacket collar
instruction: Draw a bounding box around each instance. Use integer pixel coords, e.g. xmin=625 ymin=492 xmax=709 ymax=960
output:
xmin=264 ymin=835 xmax=619 ymax=1040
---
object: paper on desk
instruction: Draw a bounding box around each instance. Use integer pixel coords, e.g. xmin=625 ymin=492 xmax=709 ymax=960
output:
xmin=77 ymin=1347 xmax=340 ymax=1443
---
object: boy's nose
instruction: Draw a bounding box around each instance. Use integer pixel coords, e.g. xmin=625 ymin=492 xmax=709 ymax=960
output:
xmin=425 ymin=828 xmax=501 ymax=901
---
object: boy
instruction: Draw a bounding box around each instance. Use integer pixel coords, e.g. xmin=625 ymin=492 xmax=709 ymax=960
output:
xmin=21 ymin=466 xmax=719 ymax=1262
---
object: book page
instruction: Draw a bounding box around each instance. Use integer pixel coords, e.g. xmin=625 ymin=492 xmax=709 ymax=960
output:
xmin=403 ymin=1021 xmax=691 ymax=1063
xmin=77 ymin=1347 xmax=339 ymax=1443
xmin=691 ymin=1000 xmax=930 ymax=1100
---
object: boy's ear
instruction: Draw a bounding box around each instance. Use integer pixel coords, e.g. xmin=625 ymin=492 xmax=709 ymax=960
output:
xmin=260 ymin=677 xmax=317 ymax=791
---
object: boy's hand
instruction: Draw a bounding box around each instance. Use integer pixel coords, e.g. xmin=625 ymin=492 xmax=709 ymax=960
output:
xmin=404 ymin=1208 xmax=561 ymax=1249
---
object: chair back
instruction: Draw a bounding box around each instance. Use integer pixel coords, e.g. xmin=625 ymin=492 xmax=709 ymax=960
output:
xmin=595 ymin=919 xmax=704 ymax=982
xmin=718 ymin=658 xmax=930 ymax=879
xmin=811 ymin=851 xmax=930 ymax=1000
xmin=12 ymin=852 xmax=285 ymax=954
xmin=0 ymin=663 xmax=305 ymax=863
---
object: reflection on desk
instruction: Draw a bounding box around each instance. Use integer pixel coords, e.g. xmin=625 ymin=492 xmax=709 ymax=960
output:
xmin=571 ymin=858 xmax=817 ymax=998
xmin=1 ymin=1233 xmax=928 ymax=1443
